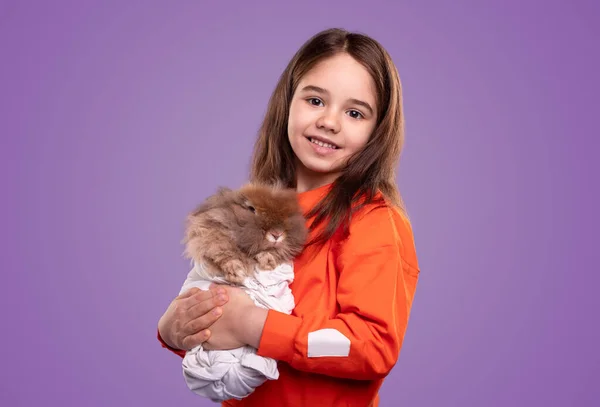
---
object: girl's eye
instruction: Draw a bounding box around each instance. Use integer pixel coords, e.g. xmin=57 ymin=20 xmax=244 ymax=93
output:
xmin=347 ymin=110 xmax=363 ymax=120
xmin=307 ymin=98 xmax=323 ymax=107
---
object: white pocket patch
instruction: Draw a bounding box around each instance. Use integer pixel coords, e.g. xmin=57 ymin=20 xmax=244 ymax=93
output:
xmin=307 ymin=329 xmax=351 ymax=357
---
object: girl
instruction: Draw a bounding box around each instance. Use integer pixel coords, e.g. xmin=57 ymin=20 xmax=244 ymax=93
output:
xmin=158 ymin=27 xmax=420 ymax=407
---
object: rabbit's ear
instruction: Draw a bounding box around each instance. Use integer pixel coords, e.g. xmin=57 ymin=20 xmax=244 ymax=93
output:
xmin=216 ymin=186 xmax=242 ymax=203
xmin=206 ymin=207 xmax=232 ymax=226
xmin=217 ymin=186 xmax=233 ymax=195
xmin=190 ymin=186 xmax=232 ymax=216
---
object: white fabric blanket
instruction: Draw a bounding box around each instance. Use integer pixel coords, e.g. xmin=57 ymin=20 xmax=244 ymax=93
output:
xmin=178 ymin=260 xmax=295 ymax=402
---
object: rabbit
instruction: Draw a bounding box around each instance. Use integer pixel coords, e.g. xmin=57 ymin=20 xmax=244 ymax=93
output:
xmin=182 ymin=183 xmax=308 ymax=284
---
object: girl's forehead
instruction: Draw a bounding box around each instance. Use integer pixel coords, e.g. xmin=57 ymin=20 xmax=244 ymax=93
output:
xmin=298 ymin=54 xmax=377 ymax=104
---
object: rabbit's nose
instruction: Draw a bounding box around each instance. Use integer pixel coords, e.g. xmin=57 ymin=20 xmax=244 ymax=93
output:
xmin=267 ymin=230 xmax=285 ymax=242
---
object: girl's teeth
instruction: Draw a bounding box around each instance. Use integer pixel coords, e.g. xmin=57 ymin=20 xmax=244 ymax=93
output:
xmin=310 ymin=138 xmax=337 ymax=149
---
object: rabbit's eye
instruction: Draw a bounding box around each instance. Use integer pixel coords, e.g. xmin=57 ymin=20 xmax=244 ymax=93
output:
xmin=247 ymin=205 xmax=256 ymax=213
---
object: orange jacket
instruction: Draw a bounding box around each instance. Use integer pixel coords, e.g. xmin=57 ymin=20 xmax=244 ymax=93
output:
xmin=159 ymin=183 xmax=420 ymax=406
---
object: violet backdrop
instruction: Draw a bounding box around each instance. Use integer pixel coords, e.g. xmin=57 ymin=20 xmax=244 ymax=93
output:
xmin=1 ymin=1 xmax=598 ymax=406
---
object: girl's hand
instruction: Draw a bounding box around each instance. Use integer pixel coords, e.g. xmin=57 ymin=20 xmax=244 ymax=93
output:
xmin=158 ymin=287 xmax=229 ymax=351
xmin=202 ymin=285 xmax=268 ymax=351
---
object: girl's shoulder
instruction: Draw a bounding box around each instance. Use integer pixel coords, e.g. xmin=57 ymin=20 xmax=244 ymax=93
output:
xmin=349 ymin=196 xmax=413 ymax=243
xmin=337 ymin=192 xmax=419 ymax=271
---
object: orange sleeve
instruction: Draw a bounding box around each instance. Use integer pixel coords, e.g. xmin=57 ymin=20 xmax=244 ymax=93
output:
xmin=256 ymin=206 xmax=420 ymax=380
xmin=157 ymin=329 xmax=187 ymax=358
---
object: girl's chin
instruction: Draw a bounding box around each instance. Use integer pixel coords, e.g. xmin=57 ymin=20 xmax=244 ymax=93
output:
xmin=297 ymin=158 xmax=341 ymax=175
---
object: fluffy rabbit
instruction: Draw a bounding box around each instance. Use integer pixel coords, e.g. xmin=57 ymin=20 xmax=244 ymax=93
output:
xmin=183 ymin=183 xmax=308 ymax=284
xmin=179 ymin=183 xmax=308 ymax=401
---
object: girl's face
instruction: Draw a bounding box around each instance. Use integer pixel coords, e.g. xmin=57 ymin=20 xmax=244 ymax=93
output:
xmin=287 ymin=53 xmax=378 ymax=187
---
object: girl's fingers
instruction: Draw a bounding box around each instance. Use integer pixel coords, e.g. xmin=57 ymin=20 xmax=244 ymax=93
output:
xmin=182 ymin=306 xmax=223 ymax=336
xmin=176 ymin=287 xmax=200 ymax=299
xmin=182 ymin=329 xmax=211 ymax=350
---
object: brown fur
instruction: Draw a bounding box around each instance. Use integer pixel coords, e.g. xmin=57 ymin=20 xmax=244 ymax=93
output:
xmin=182 ymin=183 xmax=308 ymax=284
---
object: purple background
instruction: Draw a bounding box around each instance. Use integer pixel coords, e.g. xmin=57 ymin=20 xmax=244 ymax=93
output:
xmin=2 ymin=1 xmax=598 ymax=406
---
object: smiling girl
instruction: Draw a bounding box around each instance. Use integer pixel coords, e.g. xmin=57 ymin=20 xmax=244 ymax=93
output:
xmin=158 ymin=27 xmax=420 ymax=407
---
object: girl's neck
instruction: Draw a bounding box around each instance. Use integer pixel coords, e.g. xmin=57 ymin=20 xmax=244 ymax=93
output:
xmin=294 ymin=159 xmax=340 ymax=193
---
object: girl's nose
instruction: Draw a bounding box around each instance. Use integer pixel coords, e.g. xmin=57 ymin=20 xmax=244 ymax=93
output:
xmin=316 ymin=111 xmax=341 ymax=133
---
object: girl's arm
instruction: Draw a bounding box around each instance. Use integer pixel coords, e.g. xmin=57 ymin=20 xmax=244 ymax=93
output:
xmin=253 ymin=205 xmax=420 ymax=381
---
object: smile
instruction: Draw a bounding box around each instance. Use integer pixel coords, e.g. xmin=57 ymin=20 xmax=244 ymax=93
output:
xmin=307 ymin=137 xmax=339 ymax=150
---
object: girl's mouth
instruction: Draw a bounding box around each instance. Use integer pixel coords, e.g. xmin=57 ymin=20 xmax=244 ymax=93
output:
xmin=307 ymin=136 xmax=339 ymax=150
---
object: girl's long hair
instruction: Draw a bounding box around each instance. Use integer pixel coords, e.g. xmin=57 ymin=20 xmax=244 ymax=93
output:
xmin=250 ymin=28 xmax=407 ymax=248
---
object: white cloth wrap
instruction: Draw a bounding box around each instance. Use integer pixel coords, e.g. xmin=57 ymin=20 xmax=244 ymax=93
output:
xmin=178 ymin=261 xmax=295 ymax=402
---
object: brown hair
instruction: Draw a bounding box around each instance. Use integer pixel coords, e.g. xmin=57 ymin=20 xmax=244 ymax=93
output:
xmin=250 ymin=28 xmax=407 ymax=247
